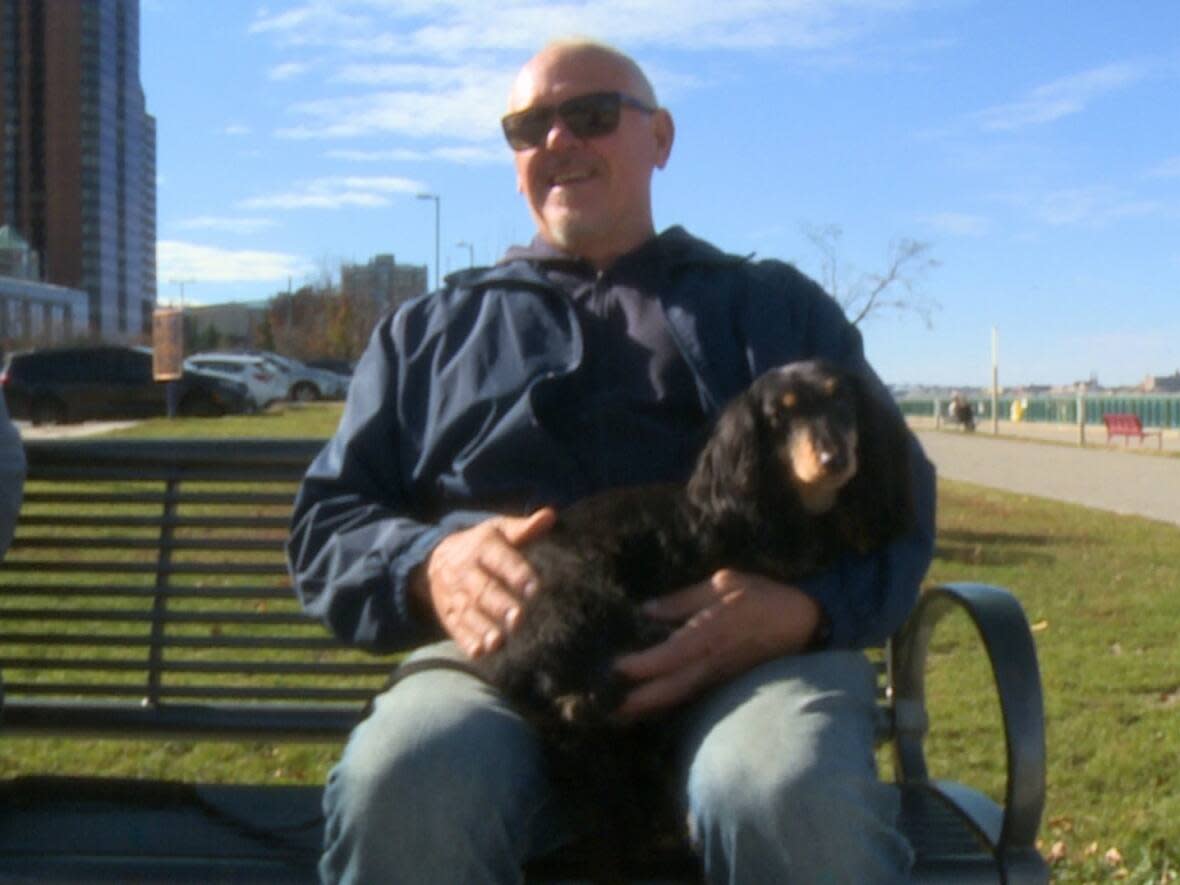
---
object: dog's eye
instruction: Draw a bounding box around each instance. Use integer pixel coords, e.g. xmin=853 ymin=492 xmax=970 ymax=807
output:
xmin=780 ymin=392 xmax=797 ymax=410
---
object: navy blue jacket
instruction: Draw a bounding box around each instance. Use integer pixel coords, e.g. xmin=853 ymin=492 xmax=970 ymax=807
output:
xmin=287 ymin=227 xmax=936 ymax=652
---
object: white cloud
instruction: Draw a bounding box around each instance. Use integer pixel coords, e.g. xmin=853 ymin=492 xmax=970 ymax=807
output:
xmin=237 ymin=175 xmax=427 ymax=210
xmin=278 ymin=83 xmax=510 ymax=141
xmin=251 ymin=0 xmax=918 ymax=55
xmin=269 ymin=61 xmax=313 ymax=81
xmin=331 ymin=62 xmax=475 ymax=87
xmin=248 ymin=3 xmax=370 ymax=41
xmin=918 ymin=212 xmax=990 ymax=237
xmin=1030 ymin=187 xmax=1163 ymax=227
xmin=158 ymin=240 xmax=312 ymax=283
xmin=970 ymin=62 xmax=1149 ymax=132
xmin=249 ymin=0 xmax=927 ymax=146
xmin=176 ymin=216 xmax=279 ymax=235
xmin=223 ymin=123 xmax=252 ymax=136
xmin=434 ymin=145 xmax=509 ymax=165
xmin=275 ymin=60 xmax=514 ymax=142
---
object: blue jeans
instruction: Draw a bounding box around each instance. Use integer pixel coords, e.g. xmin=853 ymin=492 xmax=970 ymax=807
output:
xmin=319 ymin=642 xmax=913 ymax=884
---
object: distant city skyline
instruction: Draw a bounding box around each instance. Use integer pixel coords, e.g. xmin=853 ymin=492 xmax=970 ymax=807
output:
xmin=137 ymin=2 xmax=1178 ymax=387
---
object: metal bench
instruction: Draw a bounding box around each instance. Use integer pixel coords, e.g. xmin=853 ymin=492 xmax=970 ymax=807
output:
xmin=1102 ymin=412 xmax=1163 ymax=449
xmin=0 ymin=438 xmax=1048 ymax=883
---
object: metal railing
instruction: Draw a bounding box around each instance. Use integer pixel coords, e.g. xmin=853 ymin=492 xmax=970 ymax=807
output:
xmin=899 ymin=394 xmax=1180 ymax=429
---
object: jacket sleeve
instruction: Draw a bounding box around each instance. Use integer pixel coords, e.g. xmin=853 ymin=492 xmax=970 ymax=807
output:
xmin=0 ymin=395 xmax=25 ymax=559
xmin=744 ymin=263 xmax=937 ymax=649
xmin=286 ymin=316 xmax=490 ymax=652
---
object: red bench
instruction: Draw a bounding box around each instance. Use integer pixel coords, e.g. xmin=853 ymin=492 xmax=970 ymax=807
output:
xmin=1102 ymin=413 xmax=1163 ymax=449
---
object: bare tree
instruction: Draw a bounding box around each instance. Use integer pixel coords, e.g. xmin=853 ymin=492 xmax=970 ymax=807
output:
xmin=802 ymin=224 xmax=940 ymax=328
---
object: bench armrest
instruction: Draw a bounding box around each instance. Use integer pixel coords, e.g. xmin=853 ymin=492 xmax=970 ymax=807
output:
xmin=890 ymin=582 xmax=1046 ymax=853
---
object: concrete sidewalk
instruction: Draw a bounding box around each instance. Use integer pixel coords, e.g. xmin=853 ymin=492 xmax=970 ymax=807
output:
xmin=14 ymin=420 xmax=139 ymax=440
xmin=912 ymin=421 xmax=1180 ymax=527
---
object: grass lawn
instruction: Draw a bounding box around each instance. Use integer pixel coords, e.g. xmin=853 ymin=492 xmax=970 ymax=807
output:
xmin=100 ymin=400 xmax=346 ymax=440
xmin=925 ymin=483 xmax=1178 ymax=883
xmin=4 ymin=407 xmax=1178 ymax=882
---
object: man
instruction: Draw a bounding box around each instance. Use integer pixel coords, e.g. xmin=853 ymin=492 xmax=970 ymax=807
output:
xmin=289 ymin=38 xmax=935 ymax=884
xmin=0 ymin=394 xmax=24 ymax=558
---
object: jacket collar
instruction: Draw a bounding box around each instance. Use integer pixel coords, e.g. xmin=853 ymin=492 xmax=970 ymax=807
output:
xmin=438 ymin=227 xmax=749 ymax=415
xmin=491 ymin=226 xmax=744 ymax=278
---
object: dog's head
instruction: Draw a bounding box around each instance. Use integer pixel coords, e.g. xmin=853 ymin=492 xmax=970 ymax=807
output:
xmin=687 ymin=359 xmax=912 ymax=553
xmin=759 ymin=362 xmax=862 ymax=514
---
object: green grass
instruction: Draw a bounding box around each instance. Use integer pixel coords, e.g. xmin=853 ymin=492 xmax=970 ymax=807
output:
xmin=101 ymin=401 xmax=346 ymax=439
xmin=5 ymin=408 xmax=1179 ymax=882
xmin=923 ymin=482 xmax=1179 ymax=882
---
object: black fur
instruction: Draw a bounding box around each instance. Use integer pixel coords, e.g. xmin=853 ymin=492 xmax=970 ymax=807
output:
xmin=402 ymin=359 xmax=915 ymax=876
xmin=478 ymin=359 xmax=914 ymax=724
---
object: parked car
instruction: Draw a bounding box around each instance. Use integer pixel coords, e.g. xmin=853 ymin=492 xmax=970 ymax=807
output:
xmin=255 ymin=352 xmax=348 ymax=401
xmin=305 ymin=358 xmax=354 ymax=378
xmin=1 ymin=346 xmax=250 ymax=424
xmin=184 ymin=352 xmax=289 ymax=410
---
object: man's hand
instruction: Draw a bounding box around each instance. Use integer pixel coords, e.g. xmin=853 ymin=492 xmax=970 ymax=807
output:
xmin=411 ymin=509 xmax=557 ymax=658
xmin=613 ymin=570 xmax=823 ymax=720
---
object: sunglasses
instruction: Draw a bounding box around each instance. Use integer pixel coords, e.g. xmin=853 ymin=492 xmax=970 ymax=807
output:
xmin=501 ymin=91 xmax=657 ymax=151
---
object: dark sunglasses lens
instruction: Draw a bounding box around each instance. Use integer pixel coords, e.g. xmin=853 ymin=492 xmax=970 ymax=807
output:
xmin=502 ymin=108 xmax=553 ymax=150
xmin=502 ymin=93 xmax=626 ymax=149
xmin=561 ymin=93 xmax=622 ymax=139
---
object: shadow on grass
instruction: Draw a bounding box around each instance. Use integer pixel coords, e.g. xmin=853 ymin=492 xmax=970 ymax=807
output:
xmin=933 ymin=528 xmax=1095 ymax=566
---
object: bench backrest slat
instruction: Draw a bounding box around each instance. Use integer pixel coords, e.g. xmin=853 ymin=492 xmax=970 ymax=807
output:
xmin=0 ymin=439 xmax=396 ymax=740
xmin=3 ymin=583 xmax=297 ymax=600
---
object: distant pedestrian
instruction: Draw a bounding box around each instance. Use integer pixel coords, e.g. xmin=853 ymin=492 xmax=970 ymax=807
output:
xmin=951 ymin=394 xmax=975 ymax=432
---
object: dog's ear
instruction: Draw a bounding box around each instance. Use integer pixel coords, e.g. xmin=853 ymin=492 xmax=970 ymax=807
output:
xmin=837 ymin=370 xmax=915 ymax=552
xmin=686 ymin=387 xmax=767 ymax=527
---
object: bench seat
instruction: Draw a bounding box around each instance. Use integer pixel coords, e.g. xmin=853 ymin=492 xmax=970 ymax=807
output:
xmin=0 ymin=439 xmax=1049 ymax=883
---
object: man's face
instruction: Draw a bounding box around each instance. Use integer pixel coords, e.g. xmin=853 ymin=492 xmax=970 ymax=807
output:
xmin=508 ymin=47 xmax=673 ymax=268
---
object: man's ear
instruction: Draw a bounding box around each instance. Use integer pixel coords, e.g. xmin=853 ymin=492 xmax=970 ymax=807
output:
xmin=654 ymin=109 xmax=675 ymax=169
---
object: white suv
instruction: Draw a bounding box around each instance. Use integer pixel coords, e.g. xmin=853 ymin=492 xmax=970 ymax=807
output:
xmin=185 ymin=353 xmax=289 ymax=410
xmin=255 ymin=352 xmax=349 ymax=401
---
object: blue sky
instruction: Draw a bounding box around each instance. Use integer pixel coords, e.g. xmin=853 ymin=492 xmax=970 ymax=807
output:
xmin=142 ymin=1 xmax=1180 ymax=388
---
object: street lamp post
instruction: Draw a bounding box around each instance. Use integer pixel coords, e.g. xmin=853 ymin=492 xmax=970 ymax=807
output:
xmin=417 ymin=193 xmax=441 ymax=289
xmin=456 ymin=240 xmax=475 ymax=268
xmin=168 ymin=277 xmax=196 ymax=309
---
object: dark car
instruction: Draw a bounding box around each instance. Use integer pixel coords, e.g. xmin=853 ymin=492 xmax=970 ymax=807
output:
xmin=0 ymin=345 xmax=250 ymax=424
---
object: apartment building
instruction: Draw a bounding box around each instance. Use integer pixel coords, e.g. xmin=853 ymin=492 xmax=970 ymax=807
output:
xmin=0 ymin=0 xmax=156 ymax=341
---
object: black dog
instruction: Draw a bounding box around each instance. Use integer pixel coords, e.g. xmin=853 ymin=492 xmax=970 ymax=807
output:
xmin=398 ymin=359 xmax=914 ymax=872
xmin=477 ymin=358 xmax=913 ymax=721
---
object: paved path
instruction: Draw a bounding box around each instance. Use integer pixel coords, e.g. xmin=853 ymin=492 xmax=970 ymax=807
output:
xmin=14 ymin=420 xmax=139 ymax=440
xmin=914 ymin=427 xmax=1180 ymax=527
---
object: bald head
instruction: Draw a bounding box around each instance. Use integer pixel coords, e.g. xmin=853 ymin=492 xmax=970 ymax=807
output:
xmin=508 ymin=39 xmax=658 ymax=113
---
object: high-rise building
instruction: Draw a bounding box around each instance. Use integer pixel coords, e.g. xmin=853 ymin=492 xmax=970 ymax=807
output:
xmin=340 ymin=254 xmax=428 ymax=313
xmin=0 ymin=0 xmax=156 ymax=340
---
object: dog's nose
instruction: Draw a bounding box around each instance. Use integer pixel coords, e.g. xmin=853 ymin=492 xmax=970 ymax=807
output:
xmin=819 ymin=448 xmax=848 ymax=474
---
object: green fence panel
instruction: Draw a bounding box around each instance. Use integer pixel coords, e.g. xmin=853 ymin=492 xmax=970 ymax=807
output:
xmin=898 ymin=394 xmax=1180 ymax=428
